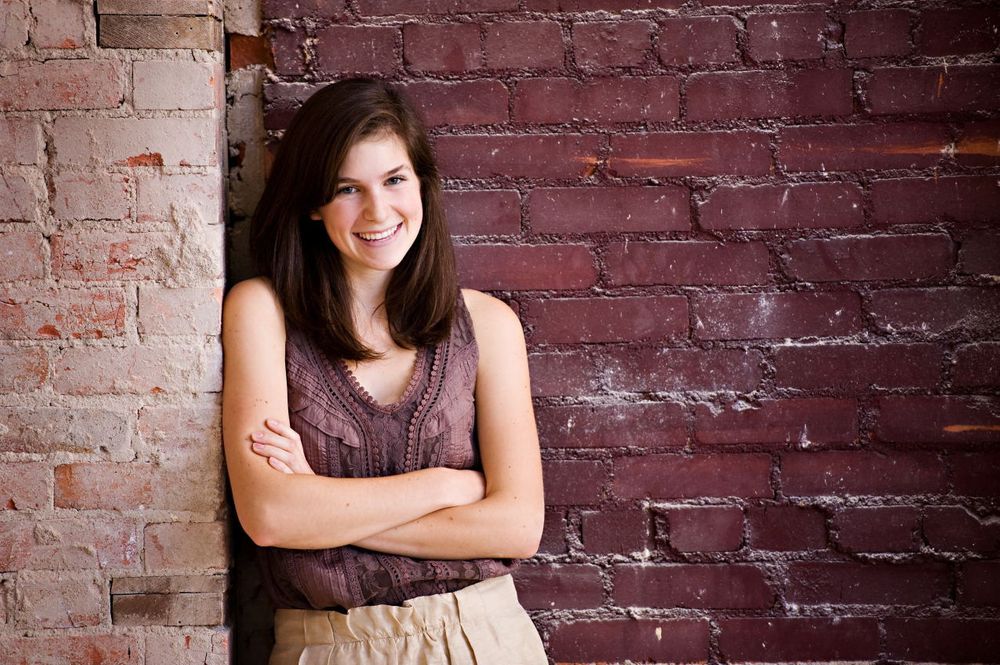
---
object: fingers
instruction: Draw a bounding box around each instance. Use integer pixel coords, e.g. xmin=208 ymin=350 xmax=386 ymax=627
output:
xmin=251 ymin=428 xmax=293 ymax=451
xmin=265 ymin=418 xmax=300 ymax=441
xmin=269 ymin=456 xmax=293 ymax=474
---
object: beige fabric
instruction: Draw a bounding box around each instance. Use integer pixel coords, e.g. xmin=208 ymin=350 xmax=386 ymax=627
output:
xmin=269 ymin=574 xmax=547 ymax=665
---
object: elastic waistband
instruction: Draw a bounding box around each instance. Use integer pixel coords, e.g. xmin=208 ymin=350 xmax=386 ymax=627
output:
xmin=274 ymin=575 xmax=518 ymax=646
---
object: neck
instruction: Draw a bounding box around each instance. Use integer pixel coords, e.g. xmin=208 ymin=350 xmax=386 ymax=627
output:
xmin=346 ymin=268 xmax=392 ymax=332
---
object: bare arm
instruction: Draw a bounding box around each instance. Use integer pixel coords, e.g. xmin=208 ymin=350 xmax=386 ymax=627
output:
xmin=351 ymin=290 xmax=545 ymax=559
xmin=222 ymin=278 xmax=483 ymax=550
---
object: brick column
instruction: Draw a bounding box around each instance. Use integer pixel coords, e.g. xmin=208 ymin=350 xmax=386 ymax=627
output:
xmin=1 ymin=0 xmax=229 ymax=661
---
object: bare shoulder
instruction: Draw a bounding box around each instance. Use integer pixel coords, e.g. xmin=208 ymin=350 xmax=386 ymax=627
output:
xmin=461 ymin=288 xmax=524 ymax=349
xmin=224 ymin=277 xmax=284 ymax=328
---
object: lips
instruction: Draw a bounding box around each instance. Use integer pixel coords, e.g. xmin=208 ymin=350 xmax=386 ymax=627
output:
xmin=354 ymin=222 xmax=402 ymax=242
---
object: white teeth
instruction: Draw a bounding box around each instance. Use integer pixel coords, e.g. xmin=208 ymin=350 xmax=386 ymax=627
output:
xmin=356 ymin=224 xmax=400 ymax=241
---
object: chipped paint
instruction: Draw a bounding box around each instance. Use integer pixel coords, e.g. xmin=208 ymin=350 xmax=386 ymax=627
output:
xmin=943 ymin=424 xmax=1000 ymax=433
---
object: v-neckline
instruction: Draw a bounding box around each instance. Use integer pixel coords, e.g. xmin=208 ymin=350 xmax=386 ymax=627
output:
xmin=337 ymin=346 xmax=428 ymax=414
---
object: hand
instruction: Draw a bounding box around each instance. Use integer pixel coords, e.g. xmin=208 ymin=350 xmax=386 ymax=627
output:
xmin=250 ymin=418 xmax=315 ymax=475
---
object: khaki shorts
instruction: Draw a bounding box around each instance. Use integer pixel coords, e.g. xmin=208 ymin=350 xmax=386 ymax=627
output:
xmin=269 ymin=575 xmax=548 ymax=665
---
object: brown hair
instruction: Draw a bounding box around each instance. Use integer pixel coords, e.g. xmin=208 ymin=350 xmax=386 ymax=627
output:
xmin=251 ymin=78 xmax=457 ymax=361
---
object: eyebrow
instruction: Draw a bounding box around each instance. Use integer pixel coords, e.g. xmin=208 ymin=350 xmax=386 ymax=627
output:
xmin=336 ymin=164 xmax=409 ymax=183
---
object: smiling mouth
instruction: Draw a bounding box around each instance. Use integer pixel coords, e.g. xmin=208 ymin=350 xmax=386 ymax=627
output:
xmin=354 ymin=223 xmax=402 ymax=242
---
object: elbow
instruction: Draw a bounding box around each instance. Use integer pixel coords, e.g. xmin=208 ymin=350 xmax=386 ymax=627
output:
xmin=236 ymin=499 xmax=283 ymax=548
xmin=508 ymin=507 xmax=545 ymax=559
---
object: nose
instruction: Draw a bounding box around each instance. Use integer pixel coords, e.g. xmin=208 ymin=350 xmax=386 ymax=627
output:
xmin=363 ymin=190 xmax=391 ymax=223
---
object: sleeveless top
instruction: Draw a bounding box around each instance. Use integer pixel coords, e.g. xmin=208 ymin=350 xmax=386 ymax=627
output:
xmin=256 ymin=293 xmax=518 ymax=610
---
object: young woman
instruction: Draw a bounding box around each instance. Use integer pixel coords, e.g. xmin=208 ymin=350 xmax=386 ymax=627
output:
xmin=221 ymin=78 xmax=547 ymax=664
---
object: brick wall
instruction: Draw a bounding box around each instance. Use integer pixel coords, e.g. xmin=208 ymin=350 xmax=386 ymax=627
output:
xmin=253 ymin=1 xmax=1000 ymax=663
xmin=1 ymin=0 xmax=229 ymax=661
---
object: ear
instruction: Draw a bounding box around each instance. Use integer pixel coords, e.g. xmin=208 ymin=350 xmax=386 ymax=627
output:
xmin=309 ymin=210 xmax=322 ymax=221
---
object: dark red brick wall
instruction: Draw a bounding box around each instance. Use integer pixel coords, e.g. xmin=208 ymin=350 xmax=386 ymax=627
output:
xmin=253 ymin=1 xmax=1000 ymax=662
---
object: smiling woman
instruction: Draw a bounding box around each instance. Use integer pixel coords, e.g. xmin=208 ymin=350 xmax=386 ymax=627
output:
xmin=221 ymin=79 xmax=547 ymax=664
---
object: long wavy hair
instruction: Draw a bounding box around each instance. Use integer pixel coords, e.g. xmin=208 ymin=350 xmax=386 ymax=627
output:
xmin=251 ymin=78 xmax=457 ymax=361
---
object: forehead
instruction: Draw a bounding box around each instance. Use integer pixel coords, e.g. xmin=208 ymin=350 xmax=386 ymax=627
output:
xmin=339 ymin=133 xmax=412 ymax=176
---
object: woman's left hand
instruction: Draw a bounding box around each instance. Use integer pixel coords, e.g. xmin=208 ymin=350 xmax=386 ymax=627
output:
xmin=250 ymin=419 xmax=315 ymax=475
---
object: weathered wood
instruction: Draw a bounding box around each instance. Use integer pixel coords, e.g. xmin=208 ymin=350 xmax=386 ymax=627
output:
xmin=99 ymin=15 xmax=223 ymax=50
xmin=97 ymin=0 xmax=222 ymax=18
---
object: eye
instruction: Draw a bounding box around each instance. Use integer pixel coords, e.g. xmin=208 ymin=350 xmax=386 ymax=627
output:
xmin=386 ymin=175 xmax=406 ymax=186
xmin=335 ymin=185 xmax=358 ymax=196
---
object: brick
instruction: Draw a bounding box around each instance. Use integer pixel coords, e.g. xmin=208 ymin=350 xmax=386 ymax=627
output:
xmin=53 ymin=116 xmax=220 ymax=166
xmin=113 ymin=592 xmax=223 ymax=626
xmin=138 ymin=402 xmax=221 ymax=468
xmin=961 ymin=561 xmax=1000 ymax=606
xmin=955 ymin=121 xmax=1000 ymax=167
xmin=315 ymin=25 xmax=398 ymax=75
xmin=513 ymin=563 xmax=602 ymax=609
xmin=886 ymin=619 xmax=1000 ymax=662
xmin=701 ymin=182 xmax=863 ymax=230
xmin=0 ymin=231 xmax=45 ymax=280
xmin=582 ymin=508 xmax=649 ymax=554
xmin=951 ymin=453 xmax=1000 ymax=497
xmin=747 ymin=505 xmax=827 ymax=551
xmin=662 ymin=506 xmax=743 ymax=552
xmin=514 ymin=76 xmax=678 ymax=124
xmin=779 ymin=123 xmax=950 ymax=171
xmin=400 ymin=80 xmax=507 ymax=127
xmin=0 ymin=346 xmax=47 ymax=392
xmin=537 ymin=402 xmax=686 ymax=450
xmin=436 ymin=134 xmax=601 ymax=179
xmin=917 ymin=7 xmax=1000 ymax=57
xmin=52 ymin=171 xmax=131 ymax=220
xmin=609 ymin=131 xmax=771 ymax=177
xmin=229 ymin=33 xmax=274 ymax=69
xmin=16 ymin=572 xmax=103 ymax=628
xmin=532 ymin=0 xmax=681 ymax=7
xmin=834 ymin=507 xmax=920 ymax=553
xmin=359 ymin=0 xmax=515 ymax=13
xmin=953 ymin=343 xmax=1000 ymax=389
xmin=53 ymin=345 xmax=212 ymax=395
xmin=659 ymin=16 xmax=739 ymax=66
xmin=529 ymin=185 xmax=688 ymax=234
xmin=0 ymin=59 xmax=123 ymax=111
xmin=542 ymin=459 xmax=606 ymax=505
xmin=605 ymin=348 xmax=763 ymax=393
xmin=844 ymin=9 xmax=912 ymax=58
xmin=138 ymin=172 xmax=223 ymax=225
xmin=687 ymin=69 xmax=852 ymax=121
xmin=614 ymin=564 xmax=773 ymax=609
xmin=269 ymin=27 xmax=303 ymax=75
xmin=548 ymin=618 xmax=707 ymax=664
xmin=0 ymin=635 xmax=140 ymax=665
xmin=787 ymin=562 xmax=950 ymax=605
xmin=606 ymin=241 xmax=770 ymax=287
xmin=99 ymin=15 xmax=223 ymax=50
xmin=785 ymin=234 xmax=953 ymax=282
xmin=528 ymin=296 xmax=687 ymax=344
xmin=112 ymin=575 xmax=226 ymax=595
xmin=959 ymin=231 xmax=1000 ymax=276
xmin=52 ymin=231 xmax=172 ymax=281
xmin=872 ymin=176 xmax=1000 ymax=225
xmin=0 ymin=462 xmax=48 ymax=511
xmin=0 ymin=287 xmax=126 ymax=340
xmin=869 ymin=288 xmax=1000 ymax=336
xmin=878 ymin=396 xmax=1000 ymax=445
xmin=134 ymin=60 xmax=221 ymax=110
xmin=720 ymin=618 xmax=879 ymax=662
xmin=55 ymin=463 xmax=223 ymax=512
xmin=264 ymin=0 xmax=349 ymax=18
xmin=693 ymin=291 xmax=863 ymax=340
xmin=403 ymin=23 xmax=481 ymax=73
xmin=869 ymin=65 xmax=1000 ymax=115
xmin=31 ymin=0 xmax=88 ymax=48
xmin=0 ymin=118 xmax=44 ymax=164
xmin=0 ymin=0 xmax=29 ymax=49
xmin=0 ymin=518 xmax=141 ymax=571
xmin=573 ymin=21 xmax=652 ymax=68
xmin=695 ymin=398 xmax=857 ymax=446
xmin=0 ymin=406 xmax=129 ymax=455
xmin=613 ymin=454 xmax=773 ymax=499
xmin=98 ymin=0 xmax=222 ymax=17
xmin=748 ymin=11 xmax=828 ymax=62
xmin=146 ymin=522 xmax=228 ymax=571
xmin=782 ymin=451 xmax=947 ymax=496
xmin=455 ymin=244 xmax=596 ymax=291
xmin=145 ymin=628 xmax=231 ymax=665
xmin=925 ymin=506 xmax=1000 ymax=551
xmin=0 ymin=170 xmax=42 ymax=222
xmin=139 ymin=287 xmax=222 ymax=336
xmin=442 ymin=190 xmax=518 ymax=236
xmin=774 ymin=344 xmax=942 ymax=392
xmin=539 ymin=509 xmax=566 ymax=554
xmin=485 ymin=22 xmax=563 ymax=70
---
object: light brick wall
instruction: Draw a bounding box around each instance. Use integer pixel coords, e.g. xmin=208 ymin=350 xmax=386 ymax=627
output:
xmin=0 ymin=0 xmax=229 ymax=661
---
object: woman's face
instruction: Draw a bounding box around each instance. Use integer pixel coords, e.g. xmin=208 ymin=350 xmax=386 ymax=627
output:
xmin=310 ymin=133 xmax=423 ymax=282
